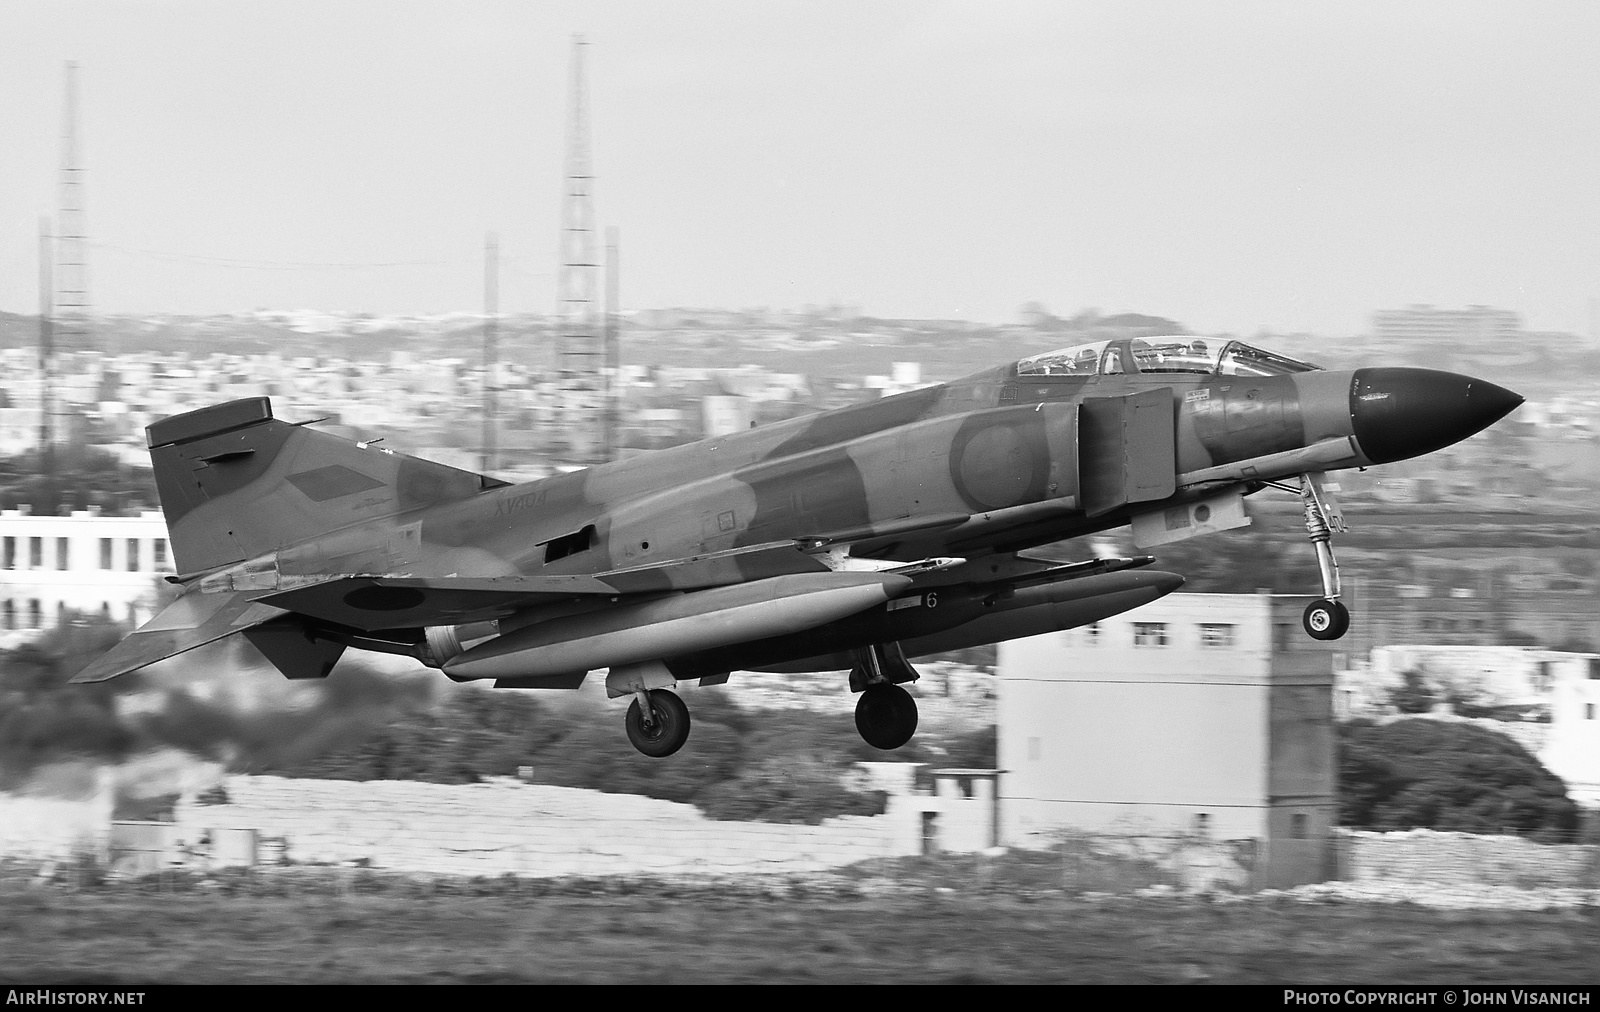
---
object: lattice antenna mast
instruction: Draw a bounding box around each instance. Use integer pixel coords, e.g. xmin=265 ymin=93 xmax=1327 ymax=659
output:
xmin=483 ymin=232 xmax=499 ymax=472
xmin=555 ymin=36 xmax=602 ymax=463
xmin=56 ymin=62 xmax=90 ymax=355
xmin=604 ymin=226 xmax=620 ymax=463
xmin=38 ymin=218 xmax=55 ymax=460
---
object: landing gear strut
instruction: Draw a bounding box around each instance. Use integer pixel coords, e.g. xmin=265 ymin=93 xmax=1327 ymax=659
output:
xmin=849 ymin=643 xmax=919 ymax=750
xmin=1266 ymin=471 xmax=1350 ymax=640
xmin=625 ymin=688 xmax=691 ymax=758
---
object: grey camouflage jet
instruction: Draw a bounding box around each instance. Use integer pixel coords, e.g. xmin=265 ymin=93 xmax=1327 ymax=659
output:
xmin=77 ymin=336 xmax=1522 ymax=756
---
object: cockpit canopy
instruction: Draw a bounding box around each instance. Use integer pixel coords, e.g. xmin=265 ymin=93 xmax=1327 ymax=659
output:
xmin=1016 ymin=336 xmax=1321 ymax=379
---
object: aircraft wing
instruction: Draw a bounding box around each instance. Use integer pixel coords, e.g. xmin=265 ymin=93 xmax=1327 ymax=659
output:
xmin=70 ymin=591 xmax=287 ymax=683
xmin=255 ymin=540 xmax=833 ymax=632
xmin=74 ymin=539 xmax=838 ymax=684
xmin=253 ymin=574 xmax=622 ymax=631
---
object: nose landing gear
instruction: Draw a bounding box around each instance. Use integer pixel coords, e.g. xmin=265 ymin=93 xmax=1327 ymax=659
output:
xmin=1302 ymin=597 xmax=1349 ymax=641
xmin=1264 ymin=471 xmax=1350 ymax=640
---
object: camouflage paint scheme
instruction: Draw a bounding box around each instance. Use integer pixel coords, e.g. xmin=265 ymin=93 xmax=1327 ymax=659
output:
xmin=76 ymin=337 xmax=1522 ymax=704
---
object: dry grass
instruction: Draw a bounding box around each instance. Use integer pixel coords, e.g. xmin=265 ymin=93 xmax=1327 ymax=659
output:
xmin=1 ymin=861 xmax=1598 ymax=984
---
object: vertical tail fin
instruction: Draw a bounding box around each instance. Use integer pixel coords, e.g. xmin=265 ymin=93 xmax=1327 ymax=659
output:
xmin=148 ymin=398 xmax=506 ymax=576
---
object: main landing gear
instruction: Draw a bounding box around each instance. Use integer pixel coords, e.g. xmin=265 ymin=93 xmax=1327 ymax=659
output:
xmin=609 ymin=644 xmax=925 ymax=757
xmin=1265 ymin=470 xmax=1350 ymax=640
xmin=849 ymin=642 xmax=920 ymax=750
xmin=625 ymin=688 xmax=691 ymax=758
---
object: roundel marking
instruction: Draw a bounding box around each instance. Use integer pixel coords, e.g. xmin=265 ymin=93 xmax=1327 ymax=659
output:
xmin=955 ymin=424 xmax=1036 ymax=510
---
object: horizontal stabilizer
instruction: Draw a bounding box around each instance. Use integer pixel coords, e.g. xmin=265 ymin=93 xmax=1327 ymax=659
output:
xmin=70 ymin=591 xmax=285 ymax=683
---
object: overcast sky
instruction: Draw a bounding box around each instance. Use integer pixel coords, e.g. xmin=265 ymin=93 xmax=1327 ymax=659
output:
xmin=2 ymin=1 xmax=1598 ymax=335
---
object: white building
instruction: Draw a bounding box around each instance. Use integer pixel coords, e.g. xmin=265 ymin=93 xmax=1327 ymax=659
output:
xmin=1539 ymin=654 xmax=1600 ymax=808
xmin=1340 ymin=644 xmax=1578 ymax=717
xmin=0 ymin=507 xmax=173 ymax=642
xmin=997 ymin=592 xmax=1340 ymax=888
xmin=701 ymin=395 xmax=753 ymax=437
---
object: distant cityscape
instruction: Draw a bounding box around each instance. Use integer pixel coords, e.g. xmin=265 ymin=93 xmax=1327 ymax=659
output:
xmin=0 ymin=301 xmax=1593 ymax=503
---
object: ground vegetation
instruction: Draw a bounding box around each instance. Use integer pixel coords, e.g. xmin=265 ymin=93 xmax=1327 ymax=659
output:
xmin=1336 ymin=718 xmax=1579 ymax=841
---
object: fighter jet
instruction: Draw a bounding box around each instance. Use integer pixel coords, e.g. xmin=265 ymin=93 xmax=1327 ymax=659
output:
xmin=75 ymin=336 xmax=1522 ymax=757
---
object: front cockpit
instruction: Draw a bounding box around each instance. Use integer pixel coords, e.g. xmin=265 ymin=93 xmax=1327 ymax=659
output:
xmin=1016 ymin=336 xmax=1322 ymax=380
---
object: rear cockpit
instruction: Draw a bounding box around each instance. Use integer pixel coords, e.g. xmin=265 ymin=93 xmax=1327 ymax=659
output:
xmin=1016 ymin=336 xmax=1322 ymax=379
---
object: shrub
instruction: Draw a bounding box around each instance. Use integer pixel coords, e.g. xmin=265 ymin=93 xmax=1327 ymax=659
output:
xmin=1337 ymin=718 xmax=1579 ymax=840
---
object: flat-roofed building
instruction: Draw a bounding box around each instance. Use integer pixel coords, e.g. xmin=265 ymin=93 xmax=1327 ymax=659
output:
xmin=1372 ymin=304 xmax=1520 ymax=344
xmin=997 ymin=591 xmax=1340 ymax=888
xmin=1542 ymin=654 xmax=1600 ymax=808
xmin=0 ymin=507 xmax=173 ymax=641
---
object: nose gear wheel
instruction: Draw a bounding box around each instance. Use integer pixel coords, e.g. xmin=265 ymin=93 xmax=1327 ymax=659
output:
xmin=1303 ymin=598 xmax=1350 ymax=641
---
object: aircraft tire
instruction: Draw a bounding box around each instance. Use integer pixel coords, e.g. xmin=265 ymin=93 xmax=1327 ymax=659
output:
xmin=625 ymin=689 xmax=691 ymax=758
xmin=855 ymin=683 xmax=918 ymax=750
xmin=1302 ymin=599 xmax=1350 ymax=641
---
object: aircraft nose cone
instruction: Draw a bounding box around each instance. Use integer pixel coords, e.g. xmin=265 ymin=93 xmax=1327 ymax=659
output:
xmin=1350 ymin=367 xmax=1523 ymax=465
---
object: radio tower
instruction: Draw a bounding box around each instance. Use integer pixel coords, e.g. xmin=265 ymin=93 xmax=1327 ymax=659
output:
xmin=555 ymin=36 xmax=603 ymax=464
xmin=56 ymin=62 xmax=91 ymax=356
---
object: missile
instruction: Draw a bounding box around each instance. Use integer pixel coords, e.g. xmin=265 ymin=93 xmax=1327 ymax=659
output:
xmin=443 ymin=571 xmax=910 ymax=680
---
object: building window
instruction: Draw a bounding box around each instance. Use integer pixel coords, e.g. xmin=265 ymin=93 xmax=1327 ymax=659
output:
xmin=2 ymin=537 xmax=11 ymax=569
xmin=127 ymin=538 xmax=141 ymax=572
xmin=1274 ymin=623 xmax=1294 ymax=652
xmin=1199 ymin=623 xmax=1235 ymax=648
xmin=29 ymin=537 xmax=42 ymax=568
xmin=56 ymin=537 xmax=68 ymax=570
xmin=154 ymin=538 xmax=168 ymax=569
xmin=1291 ymin=813 xmax=1309 ymax=839
xmin=1133 ymin=622 xmax=1168 ymax=647
xmin=1588 ymin=703 xmax=1596 ymax=721
xmin=1 ymin=600 xmax=12 ymax=630
xmin=100 ymin=538 xmax=113 ymax=570
xmin=1588 ymin=659 xmax=1600 ymax=681
xmin=27 ymin=599 xmax=41 ymax=629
